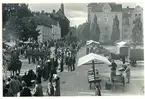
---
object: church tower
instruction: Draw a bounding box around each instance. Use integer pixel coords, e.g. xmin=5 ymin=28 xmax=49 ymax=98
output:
xmin=61 ymin=3 xmax=64 ymax=14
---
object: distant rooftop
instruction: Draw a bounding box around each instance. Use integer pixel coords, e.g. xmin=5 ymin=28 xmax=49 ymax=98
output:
xmin=88 ymin=3 xmax=122 ymax=12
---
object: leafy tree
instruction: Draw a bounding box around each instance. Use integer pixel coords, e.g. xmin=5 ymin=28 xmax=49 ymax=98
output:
xmin=18 ymin=17 xmax=40 ymax=41
xmin=4 ymin=16 xmax=19 ymax=40
xmin=132 ymin=16 xmax=143 ymax=43
xmin=89 ymin=15 xmax=100 ymax=41
xmin=2 ymin=4 xmax=19 ymax=28
xmin=77 ymin=22 xmax=90 ymax=42
xmin=3 ymin=4 xmax=39 ymax=41
xmin=111 ymin=15 xmax=120 ymax=42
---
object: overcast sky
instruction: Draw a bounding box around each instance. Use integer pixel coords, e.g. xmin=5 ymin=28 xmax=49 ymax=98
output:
xmin=28 ymin=3 xmax=139 ymax=27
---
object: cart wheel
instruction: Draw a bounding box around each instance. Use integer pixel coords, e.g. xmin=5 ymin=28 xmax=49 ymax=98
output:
xmin=130 ymin=61 xmax=137 ymax=67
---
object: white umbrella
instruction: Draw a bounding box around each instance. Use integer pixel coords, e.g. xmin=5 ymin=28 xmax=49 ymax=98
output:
xmin=77 ymin=53 xmax=111 ymax=67
xmin=86 ymin=40 xmax=100 ymax=45
xmin=77 ymin=53 xmax=111 ymax=87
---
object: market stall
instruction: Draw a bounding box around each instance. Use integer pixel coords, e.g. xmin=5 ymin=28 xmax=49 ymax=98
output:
xmin=86 ymin=40 xmax=100 ymax=54
xmin=77 ymin=53 xmax=111 ymax=89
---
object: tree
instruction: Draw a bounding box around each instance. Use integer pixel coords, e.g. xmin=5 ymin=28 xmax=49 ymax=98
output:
xmin=4 ymin=16 xmax=19 ymax=41
xmin=90 ymin=15 xmax=100 ymax=41
xmin=76 ymin=22 xmax=90 ymax=42
xmin=3 ymin=4 xmax=39 ymax=41
xmin=132 ymin=16 xmax=143 ymax=43
xmin=2 ymin=4 xmax=19 ymax=28
xmin=18 ymin=17 xmax=40 ymax=41
xmin=111 ymin=15 xmax=120 ymax=42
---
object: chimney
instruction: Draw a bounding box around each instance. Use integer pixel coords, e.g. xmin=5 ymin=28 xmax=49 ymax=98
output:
xmin=61 ymin=3 xmax=64 ymax=14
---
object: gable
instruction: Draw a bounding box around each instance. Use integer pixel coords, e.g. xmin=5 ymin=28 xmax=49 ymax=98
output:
xmin=91 ymin=3 xmax=122 ymax=12
xmin=102 ymin=3 xmax=111 ymax=12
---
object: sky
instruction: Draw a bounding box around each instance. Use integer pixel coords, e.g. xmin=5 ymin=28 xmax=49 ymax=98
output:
xmin=28 ymin=3 xmax=139 ymax=27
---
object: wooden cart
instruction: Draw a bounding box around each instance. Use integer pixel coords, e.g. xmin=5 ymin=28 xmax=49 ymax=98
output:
xmin=88 ymin=69 xmax=101 ymax=89
xmin=111 ymin=74 xmax=125 ymax=92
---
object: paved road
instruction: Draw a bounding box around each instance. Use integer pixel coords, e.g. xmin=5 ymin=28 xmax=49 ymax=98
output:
xmin=4 ymin=46 xmax=144 ymax=96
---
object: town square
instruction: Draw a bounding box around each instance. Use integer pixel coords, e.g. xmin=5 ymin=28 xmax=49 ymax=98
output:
xmin=2 ymin=2 xmax=144 ymax=96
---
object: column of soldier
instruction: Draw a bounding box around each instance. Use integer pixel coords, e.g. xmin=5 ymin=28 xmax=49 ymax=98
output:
xmin=3 ymin=38 xmax=79 ymax=96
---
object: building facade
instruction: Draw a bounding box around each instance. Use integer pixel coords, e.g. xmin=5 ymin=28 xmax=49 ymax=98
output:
xmin=37 ymin=22 xmax=61 ymax=42
xmin=37 ymin=25 xmax=52 ymax=42
xmin=88 ymin=3 xmax=122 ymax=42
xmin=51 ymin=22 xmax=61 ymax=40
xmin=122 ymin=6 xmax=143 ymax=40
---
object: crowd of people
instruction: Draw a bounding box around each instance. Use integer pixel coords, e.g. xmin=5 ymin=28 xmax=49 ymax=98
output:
xmin=3 ymin=37 xmax=80 ymax=97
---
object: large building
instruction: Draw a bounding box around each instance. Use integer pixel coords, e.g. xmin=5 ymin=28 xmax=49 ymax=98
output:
xmin=122 ymin=6 xmax=143 ymax=40
xmin=88 ymin=3 xmax=123 ymax=42
xmin=37 ymin=20 xmax=61 ymax=42
xmin=88 ymin=3 xmax=143 ymax=42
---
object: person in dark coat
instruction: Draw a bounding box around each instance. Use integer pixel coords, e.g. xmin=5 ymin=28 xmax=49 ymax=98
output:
xmin=20 ymin=83 xmax=32 ymax=96
xmin=16 ymin=73 xmax=22 ymax=83
xmin=109 ymin=60 xmax=117 ymax=82
xmin=4 ymin=84 xmax=14 ymax=96
xmin=60 ymin=57 xmax=64 ymax=72
xmin=95 ymin=85 xmax=101 ymax=96
xmin=9 ymin=76 xmax=18 ymax=96
xmin=72 ymin=56 xmax=76 ymax=71
xmin=14 ymin=76 xmax=21 ymax=93
xmin=47 ymin=82 xmax=54 ymax=96
xmin=32 ymin=48 xmax=36 ymax=64
xmin=27 ymin=47 xmax=32 ymax=64
xmin=3 ymin=88 xmax=10 ymax=96
xmin=33 ymin=80 xmax=43 ymax=96
xmin=36 ymin=65 xmax=42 ymax=84
xmin=68 ymin=56 xmax=73 ymax=71
xmin=54 ymin=58 xmax=58 ymax=68
xmin=43 ymin=60 xmax=51 ymax=81
xmin=122 ymin=56 xmax=126 ymax=64
xmin=54 ymin=75 xmax=60 ymax=96
xmin=50 ymin=67 xmax=57 ymax=82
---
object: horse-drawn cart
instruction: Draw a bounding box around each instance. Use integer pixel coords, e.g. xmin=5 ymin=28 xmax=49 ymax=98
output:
xmin=129 ymin=47 xmax=144 ymax=67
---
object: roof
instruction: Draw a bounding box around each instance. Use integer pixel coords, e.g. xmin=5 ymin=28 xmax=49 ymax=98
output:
xmin=34 ymin=15 xmax=58 ymax=27
xmin=56 ymin=9 xmax=69 ymax=22
xmin=88 ymin=3 xmax=122 ymax=12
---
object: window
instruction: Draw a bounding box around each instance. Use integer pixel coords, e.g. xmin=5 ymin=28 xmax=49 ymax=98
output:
xmin=104 ymin=35 xmax=108 ymax=40
xmin=105 ymin=17 xmax=108 ymax=21
xmin=124 ymin=28 xmax=127 ymax=32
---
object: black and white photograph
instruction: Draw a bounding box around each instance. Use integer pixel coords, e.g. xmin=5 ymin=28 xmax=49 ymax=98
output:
xmin=2 ymin=1 xmax=144 ymax=97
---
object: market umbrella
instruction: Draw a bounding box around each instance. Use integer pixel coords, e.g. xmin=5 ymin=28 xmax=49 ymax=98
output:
xmin=77 ymin=53 xmax=111 ymax=67
xmin=77 ymin=53 xmax=111 ymax=86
